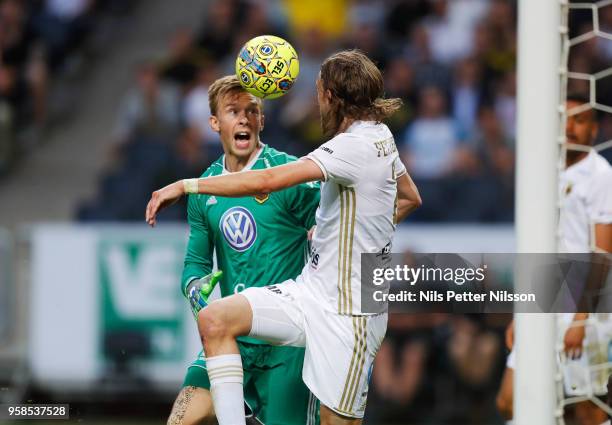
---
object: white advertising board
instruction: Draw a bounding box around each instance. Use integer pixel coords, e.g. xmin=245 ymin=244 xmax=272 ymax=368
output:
xmin=29 ymin=224 xmax=203 ymax=391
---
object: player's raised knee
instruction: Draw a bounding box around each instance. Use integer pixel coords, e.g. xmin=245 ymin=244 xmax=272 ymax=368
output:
xmin=198 ymin=302 xmax=230 ymax=341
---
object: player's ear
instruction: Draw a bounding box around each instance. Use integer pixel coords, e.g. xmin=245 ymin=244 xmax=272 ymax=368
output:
xmin=209 ymin=115 xmax=220 ymax=133
xmin=260 ymin=112 xmax=265 ymax=131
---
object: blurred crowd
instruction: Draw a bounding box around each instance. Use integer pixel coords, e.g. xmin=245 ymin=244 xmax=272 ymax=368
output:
xmin=1 ymin=0 xmax=610 ymax=221
xmin=368 ymin=312 xmax=509 ymax=424
xmin=75 ymin=0 xmax=513 ymax=222
xmin=0 ymin=0 xmax=137 ymax=175
xmin=74 ymin=0 xmax=612 ymax=223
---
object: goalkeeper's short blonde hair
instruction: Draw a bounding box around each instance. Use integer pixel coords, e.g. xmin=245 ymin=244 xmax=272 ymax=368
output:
xmin=208 ymin=75 xmax=263 ymax=116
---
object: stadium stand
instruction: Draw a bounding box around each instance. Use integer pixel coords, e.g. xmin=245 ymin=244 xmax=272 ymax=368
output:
xmin=0 ymin=0 xmax=139 ymax=175
xmin=77 ymin=0 xmax=612 ymax=224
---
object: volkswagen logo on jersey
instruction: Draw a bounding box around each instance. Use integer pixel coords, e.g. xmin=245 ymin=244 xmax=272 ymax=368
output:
xmin=220 ymin=207 xmax=257 ymax=252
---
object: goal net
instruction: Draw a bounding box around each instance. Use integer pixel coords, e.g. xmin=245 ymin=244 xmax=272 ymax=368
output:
xmin=515 ymin=1 xmax=612 ymax=424
xmin=556 ymin=0 xmax=612 ymax=423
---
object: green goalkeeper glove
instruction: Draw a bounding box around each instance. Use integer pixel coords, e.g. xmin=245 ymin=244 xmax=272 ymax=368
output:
xmin=183 ymin=271 xmax=223 ymax=318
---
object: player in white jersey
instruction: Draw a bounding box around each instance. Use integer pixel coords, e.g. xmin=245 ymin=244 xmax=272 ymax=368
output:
xmin=303 ymin=119 xmax=405 ymax=316
xmin=145 ymin=50 xmax=422 ymax=425
xmin=497 ymin=94 xmax=612 ymax=425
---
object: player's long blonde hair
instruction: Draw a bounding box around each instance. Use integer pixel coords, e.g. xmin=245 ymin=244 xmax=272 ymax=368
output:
xmin=319 ymin=50 xmax=402 ymax=137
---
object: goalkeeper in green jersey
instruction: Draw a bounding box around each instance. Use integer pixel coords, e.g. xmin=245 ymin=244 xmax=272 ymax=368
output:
xmin=167 ymin=75 xmax=320 ymax=425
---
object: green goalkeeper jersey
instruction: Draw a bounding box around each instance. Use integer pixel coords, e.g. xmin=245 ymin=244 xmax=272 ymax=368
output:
xmin=182 ymin=144 xmax=320 ymax=341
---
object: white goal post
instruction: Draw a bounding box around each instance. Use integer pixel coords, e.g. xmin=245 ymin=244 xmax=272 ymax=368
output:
xmin=514 ymin=0 xmax=561 ymax=424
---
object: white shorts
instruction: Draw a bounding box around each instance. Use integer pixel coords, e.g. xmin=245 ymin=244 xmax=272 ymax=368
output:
xmin=241 ymin=279 xmax=387 ymax=418
xmin=506 ymin=314 xmax=612 ymax=396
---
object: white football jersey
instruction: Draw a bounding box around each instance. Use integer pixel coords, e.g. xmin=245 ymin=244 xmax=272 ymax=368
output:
xmin=303 ymin=121 xmax=405 ymax=315
xmin=558 ymin=150 xmax=612 ymax=253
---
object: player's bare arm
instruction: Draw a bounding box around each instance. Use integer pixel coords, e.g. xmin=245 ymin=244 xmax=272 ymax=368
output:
xmin=564 ymin=313 xmax=588 ymax=359
xmin=566 ymin=224 xmax=612 ymax=358
xmin=146 ymin=159 xmax=324 ymax=226
xmin=595 ymin=223 xmax=612 ymax=253
xmin=505 ymin=319 xmax=514 ymax=350
xmin=395 ymin=173 xmax=422 ymax=223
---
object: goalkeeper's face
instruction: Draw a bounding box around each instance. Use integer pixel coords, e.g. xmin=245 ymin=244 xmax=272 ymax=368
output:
xmin=210 ymin=91 xmax=264 ymax=160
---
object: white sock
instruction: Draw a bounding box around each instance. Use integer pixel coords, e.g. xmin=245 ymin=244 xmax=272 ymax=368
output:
xmin=207 ymin=354 xmax=245 ymax=425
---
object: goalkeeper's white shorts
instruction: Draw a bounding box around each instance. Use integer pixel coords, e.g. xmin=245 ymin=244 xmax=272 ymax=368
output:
xmin=506 ymin=313 xmax=612 ymax=396
xmin=240 ymin=277 xmax=387 ymax=419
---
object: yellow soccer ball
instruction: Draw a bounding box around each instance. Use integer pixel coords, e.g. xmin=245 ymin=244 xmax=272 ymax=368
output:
xmin=235 ymin=35 xmax=299 ymax=99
